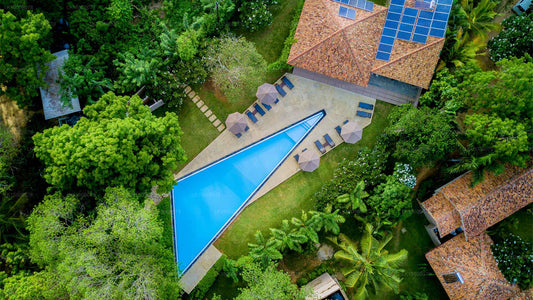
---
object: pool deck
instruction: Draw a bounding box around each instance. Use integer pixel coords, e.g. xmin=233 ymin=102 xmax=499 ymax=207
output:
xmin=179 ymin=245 xmax=222 ymax=294
xmin=174 ymin=74 xmax=376 ymax=292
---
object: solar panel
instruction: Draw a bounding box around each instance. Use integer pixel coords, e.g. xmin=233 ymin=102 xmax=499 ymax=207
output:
xmin=390 ymin=0 xmax=405 ymax=5
xmin=389 ymin=4 xmax=404 ymax=13
xmin=418 ymin=10 xmax=434 ymax=19
xmin=341 ymin=0 xmax=349 ymax=4
xmin=376 ymin=51 xmax=391 ymax=61
xmin=339 ymin=6 xmax=348 ymax=16
xmin=412 ymin=33 xmax=428 ymax=44
xmin=347 ymin=8 xmax=356 ymax=19
xmin=356 ymin=0 xmax=366 ymax=9
xmin=436 ymin=4 xmax=452 ymax=13
xmin=401 ymin=15 xmax=416 ymax=24
xmin=348 ymin=0 xmax=357 ymax=6
xmin=384 ymin=20 xmax=400 ymax=29
xmin=433 ymin=12 xmax=448 ymax=21
xmin=432 ymin=20 xmax=447 ymax=29
xmin=403 ymin=7 xmax=418 ymax=17
xmin=416 ymin=17 xmax=432 ymax=27
xmin=378 ymin=44 xmax=394 ymax=53
xmin=399 ymin=23 xmax=414 ymax=32
xmin=382 ymin=27 xmax=397 ymax=37
xmin=365 ymin=1 xmax=374 ymax=11
xmin=414 ymin=25 xmax=430 ymax=35
xmin=439 ymin=0 xmax=453 ymax=5
xmin=388 ymin=12 xmax=402 ymax=21
xmin=429 ymin=28 xmax=445 ymax=37
xmin=397 ymin=30 xmax=412 ymax=40
xmin=380 ymin=35 xmax=395 ymax=45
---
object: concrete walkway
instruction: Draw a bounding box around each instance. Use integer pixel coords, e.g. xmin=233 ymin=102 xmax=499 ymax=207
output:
xmin=184 ymin=86 xmax=225 ymax=132
xmin=179 ymin=245 xmax=222 ymax=294
xmin=176 ymin=74 xmax=376 ymax=203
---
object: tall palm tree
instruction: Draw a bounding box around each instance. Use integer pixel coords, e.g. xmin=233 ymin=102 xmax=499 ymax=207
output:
xmin=248 ymin=230 xmax=283 ymax=267
xmin=310 ymin=206 xmax=346 ymax=235
xmin=270 ymin=220 xmax=308 ymax=253
xmin=330 ymin=224 xmax=408 ymax=300
xmin=336 ymin=181 xmax=368 ymax=214
xmin=438 ymin=29 xmax=484 ymax=70
xmin=291 ymin=211 xmax=321 ymax=244
xmin=457 ymin=0 xmax=499 ymax=41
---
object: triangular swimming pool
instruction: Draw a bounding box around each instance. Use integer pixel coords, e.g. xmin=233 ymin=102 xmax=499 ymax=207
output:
xmin=172 ymin=110 xmax=325 ymax=273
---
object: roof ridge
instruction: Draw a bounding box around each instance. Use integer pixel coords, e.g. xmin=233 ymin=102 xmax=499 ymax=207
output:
xmin=340 ymin=29 xmax=365 ymax=81
xmin=371 ymin=38 xmax=444 ymax=72
xmin=288 ymin=7 xmax=386 ymax=64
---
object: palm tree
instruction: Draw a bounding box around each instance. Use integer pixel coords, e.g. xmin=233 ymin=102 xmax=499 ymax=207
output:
xmin=310 ymin=206 xmax=346 ymax=235
xmin=330 ymin=224 xmax=408 ymax=300
xmin=336 ymin=181 xmax=368 ymax=214
xmin=291 ymin=211 xmax=321 ymax=244
xmin=457 ymin=0 xmax=499 ymax=41
xmin=270 ymin=220 xmax=308 ymax=253
xmin=248 ymin=230 xmax=283 ymax=267
xmin=438 ymin=29 xmax=484 ymax=70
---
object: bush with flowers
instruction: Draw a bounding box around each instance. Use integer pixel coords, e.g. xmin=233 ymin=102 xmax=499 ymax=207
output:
xmin=491 ymin=233 xmax=533 ymax=289
xmin=238 ymin=0 xmax=277 ymax=32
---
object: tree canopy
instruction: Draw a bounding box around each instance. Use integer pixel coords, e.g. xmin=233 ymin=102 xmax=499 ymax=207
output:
xmin=33 ymin=92 xmax=186 ymax=194
xmin=23 ymin=188 xmax=181 ymax=299
xmin=0 ymin=10 xmax=55 ymax=108
xmin=488 ymin=14 xmax=533 ymax=62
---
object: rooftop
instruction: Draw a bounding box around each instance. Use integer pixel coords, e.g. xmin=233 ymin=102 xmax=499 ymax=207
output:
xmin=287 ymin=0 xmax=447 ymax=89
xmin=421 ymin=166 xmax=533 ymax=239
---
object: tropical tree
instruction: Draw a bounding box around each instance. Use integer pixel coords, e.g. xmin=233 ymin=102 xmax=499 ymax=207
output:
xmin=248 ymin=231 xmax=283 ymax=267
xmin=32 ymin=92 xmax=186 ymax=195
xmin=336 ymin=181 xmax=369 ymax=215
xmin=438 ymin=29 xmax=484 ymax=70
xmin=456 ymin=0 xmax=499 ymax=41
xmin=310 ymin=207 xmax=346 ymax=235
xmin=235 ymin=263 xmax=310 ymax=300
xmin=330 ymin=224 xmax=408 ymax=299
xmin=0 ymin=10 xmax=56 ymax=108
xmin=270 ymin=220 xmax=308 ymax=253
xmin=205 ymin=36 xmax=267 ymax=101
xmin=291 ymin=211 xmax=321 ymax=244
xmin=113 ymin=48 xmax=162 ymax=93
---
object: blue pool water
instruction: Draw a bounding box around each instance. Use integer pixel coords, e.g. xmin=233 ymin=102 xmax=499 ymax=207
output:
xmin=172 ymin=111 xmax=325 ymax=273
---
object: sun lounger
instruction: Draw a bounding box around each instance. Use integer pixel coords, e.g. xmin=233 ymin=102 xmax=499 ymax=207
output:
xmin=335 ymin=126 xmax=342 ymax=136
xmin=275 ymin=84 xmax=287 ymax=97
xmin=281 ymin=76 xmax=294 ymax=89
xmin=294 ymin=154 xmax=299 ymax=162
xmin=356 ymin=110 xmax=372 ymax=118
xmin=235 ymin=132 xmax=242 ymax=138
xmin=314 ymin=140 xmax=326 ymax=154
xmin=262 ymin=102 xmax=272 ymax=111
xmin=245 ymin=110 xmax=258 ymax=123
xmin=324 ymin=134 xmax=335 ymax=147
xmin=244 ymin=125 xmax=250 ymax=132
xmin=253 ymin=103 xmax=266 ymax=116
xmin=358 ymin=102 xmax=374 ymax=110
xmin=274 ymin=98 xmax=279 ymax=104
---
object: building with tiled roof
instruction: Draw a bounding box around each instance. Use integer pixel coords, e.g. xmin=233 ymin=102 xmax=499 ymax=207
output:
xmin=288 ymin=0 xmax=448 ymax=104
xmin=421 ymin=165 xmax=533 ymax=300
xmin=421 ymin=166 xmax=533 ymax=242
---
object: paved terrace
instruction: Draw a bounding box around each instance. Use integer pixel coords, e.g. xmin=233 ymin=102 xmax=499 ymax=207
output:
xmin=176 ymin=73 xmax=376 ymax=203
xmin=174 ymin=73 xmax=376 ymax=293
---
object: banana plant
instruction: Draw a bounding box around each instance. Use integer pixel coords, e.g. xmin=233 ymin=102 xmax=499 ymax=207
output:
xmin=336 ymin=180 xmax=369 ymax=214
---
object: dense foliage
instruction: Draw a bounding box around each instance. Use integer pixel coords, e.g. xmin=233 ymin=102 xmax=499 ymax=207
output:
xmin=488 ymin=14 xmax=533 ymax=62
xmin=238 ymin=0 xmax=277 ymax=32
xmin=33 ymin=92 xmax=186 ymax=194
xmin=5 ymin=188 xmax=181 ymax=299
xmin=330 ymin=224 xmax=408 ymax=299
xmin=205 ymin=36 xmax=267 ymax=101
xmin=381 ymin=105 xmax=457 ymax=169
xmin=491 ymin=233 xmax=533 ymax=290
xmin=0 ymin=10 xmax=55 ymax=108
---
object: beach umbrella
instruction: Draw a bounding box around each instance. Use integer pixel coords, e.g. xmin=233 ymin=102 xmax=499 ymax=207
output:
xmin=225 ymin=112 xmax=248 ymax=135
xmin=341 ymin=121 xmax=363 ymax=144
xmin=298 ymin=150 xmax=320 ymax=172
xmin=256 ymin=83 xmax=278 ymax=105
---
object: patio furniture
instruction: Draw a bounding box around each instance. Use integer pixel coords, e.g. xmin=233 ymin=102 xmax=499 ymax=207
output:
xmin=235 ymin=132 xmax=242 ymax=138
xmin=256 ymin=83 xmax=279 ymax=105
xmin=281 ymin=76 xmax=294 ymax=89
xmin=356 ymin=110 xmax=372 ymax=118
xmin=335 ymin=120 xmax=349 ymax=136
xmin=263 ymin=102 xmax=272 ymax=111
xmin=226 ymin=112 xmax=249 ymax=137
xmin=358 ymin=102 xmax=374 ymax=110
xmin=324 ymin=134 xmax=335 ymax=147
xmin=314 ymin=140 xmax=326 ymax=154
xmin=340 ymin=121 xmax=363 ymax=144
xmin=275 ymin=84 xmax=287 ymax=97
xmin=298 ymin=149 xmax=320 ymax=172
xmin=293 ymin=148 xmax=307 ymax=162
xmin=253 ymin=103 xmax=266 ymax=116
xmin=245 ymin=110 xmax=258 ymax=123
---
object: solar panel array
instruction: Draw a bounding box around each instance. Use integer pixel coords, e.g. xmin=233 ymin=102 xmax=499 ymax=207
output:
xmin=375 ymin=0 xmax=452 ymax=61
xmin=339 ymin=5 xmax=357 ymax=19
xmin=333 ymin=0 xmax=374 ymax=12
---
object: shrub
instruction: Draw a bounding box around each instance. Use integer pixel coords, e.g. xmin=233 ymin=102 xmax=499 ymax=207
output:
xmin=366 ymin=175 xmax=413 ymax=225
xmin=488 ymin=14 xmax=533 ymax=62
xmin=189 ymin=255 xmax=227 ymax=299
xmin=269 ymin=0 xmax=305 ymax=71
xmin=491 ymin=233 xmax=533 ymax=290
xmin=296 ymin=263 xmax=336 ymax=286
xmin=238 ymin=0 xmax=277 ymax=32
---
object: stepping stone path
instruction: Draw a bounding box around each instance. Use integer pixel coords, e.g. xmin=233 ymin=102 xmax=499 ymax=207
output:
xmin=183 ymin=86 xmax=225 ymax=132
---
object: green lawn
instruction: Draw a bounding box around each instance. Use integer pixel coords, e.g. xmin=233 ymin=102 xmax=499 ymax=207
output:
xmin=214 ymin=101 xmax=394 ymax=259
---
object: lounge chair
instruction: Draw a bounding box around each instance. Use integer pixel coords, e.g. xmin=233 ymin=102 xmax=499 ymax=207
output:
xmin=274 ymin=98 xmax=280 ymax=104
xmin=358 ymin=102 xmax=374 ymax=110
xmin=281 ymin=76 xmax=294 ymax=89
xmin=253 ymin=103 xmax=266 ymax=116
xmin=335 ymin=126 xmax=342 ymax=136
xmin=293 ymin=148 xmax=307 ymax=162
xmin=356 ymin=110 xmax=372 ymax=118
xmin=245 ymin=110 xmax=258 ymax=123
xmin=244 ymin=125 xmax=250 ymax=132
xmin=314 ymin=140 xmax=326 ymax=154
xmin=262 ymin=102 xmax=272 ymax=111
xmin=324 ymin=134 xmax=335 ymax=147
xmin=275 ymin=84 xmax=287 ymax=97
xmin=235 ymin=132 xmax=242 ymax=138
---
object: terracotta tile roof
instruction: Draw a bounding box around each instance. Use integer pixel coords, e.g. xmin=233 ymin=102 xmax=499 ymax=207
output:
xmin=426 ymin=232 xmax=523 ymax=300
xmin=421 ymin=192 xmax=462 ymax=238
xmin=421 ymin=166 xmax=533 ymax=239
xmin=287 ymin=0 xmax=445 ymax=89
